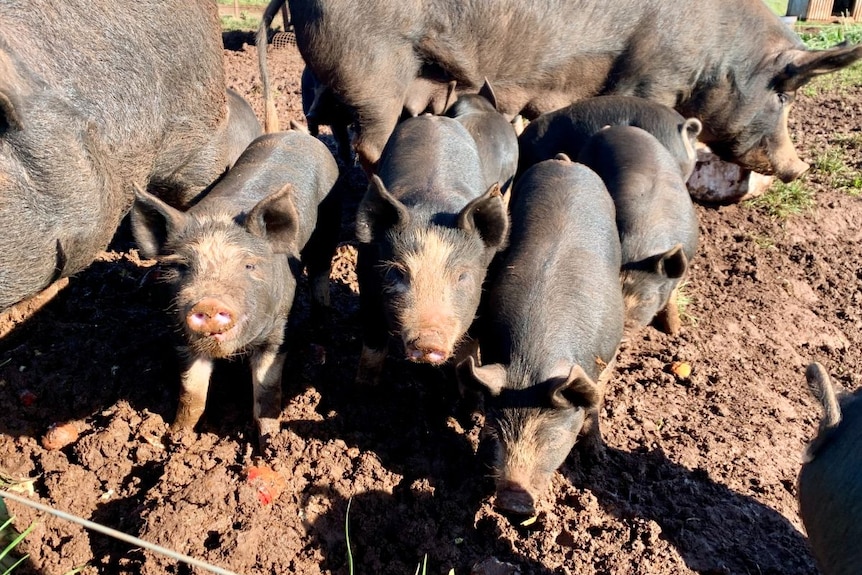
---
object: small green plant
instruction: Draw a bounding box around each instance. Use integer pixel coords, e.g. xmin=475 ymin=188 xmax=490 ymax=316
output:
xmin=345 ymin=498 xmax=355 ymax=575
xmin=675 ymin=280 xmax=699 ymax=328
xmin=813 ymin=147 xmax=847 ymax=176
xmin=750 ymin=234 xmax=776 ymax=250
xmin=0 ymin=506 xmax=35 ymax=575
xmin=810 ymin=143 xmax=862 ymax=196
xmin=744 ymin=180 xmax=815 ymax=219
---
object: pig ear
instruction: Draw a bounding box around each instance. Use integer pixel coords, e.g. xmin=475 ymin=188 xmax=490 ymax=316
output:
xmin=777 ymin=44 xmax=862 ymax=91
xmin=245 ymin=183 xmax=301 ymax=254
xmin=548 ymin=364 xmax=600 ymax=410
xmin=457 ymin=183 xmax=509 ymax=250
xmin=478 ymin=78 xmax=499 ymax=110
xmin=655 ymin=244 xmax=688 ymax=279
xmin=130 ymin=183 xmax=187 ymax=259
xmin=680 ymin=118 xmax=702 ymax=144
xmin=456 ymin=356 xmax=508 ymax=397
xmin=0 ymin=89 xmax=23 ymax=132
xmin=355 ymin=175 xmax=411 ymax=243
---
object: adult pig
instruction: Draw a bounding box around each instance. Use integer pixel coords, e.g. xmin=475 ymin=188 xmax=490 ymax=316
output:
xmin=518 ymin=95 xmax=702 ymax=180
xmin=0 ymin=0 xmax=245 ymax=312
xmin=446 ymin=81 xmax=519 ymax=194
xmin=577 ymin=126 xmax=698 ymax=334
xmin=225 ymin=88 xmax=263 ymax=166
xmin=282 ymin=0 xmax=861 ymax=177
xmin=354 ymin=115 xmax=508 ymax=385
xmin=458 ymin=156 xmax=624 ymax=517
xmin=131 ymin=131 xmax=340 ymax=450
xmin=798 ymin=362 xmax=862 ymax=575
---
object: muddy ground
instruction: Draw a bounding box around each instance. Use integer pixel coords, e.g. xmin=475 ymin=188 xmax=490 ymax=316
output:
xmin=1 ymin=28 xmax=861 ymax=575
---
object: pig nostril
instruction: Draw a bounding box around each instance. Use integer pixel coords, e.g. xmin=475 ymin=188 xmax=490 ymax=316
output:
xmin=215 ymin=311 xmax=232 ymax=324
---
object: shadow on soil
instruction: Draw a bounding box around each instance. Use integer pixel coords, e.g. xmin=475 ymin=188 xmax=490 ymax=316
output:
xmin=566 ymin=446 xmax=815 ymax=574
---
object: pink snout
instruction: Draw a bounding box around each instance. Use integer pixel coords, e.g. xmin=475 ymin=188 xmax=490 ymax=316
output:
xmin=404 ymin=331 xmax=451 ymax=365
xmin=186 ymin=297 xmax=236 ymax=337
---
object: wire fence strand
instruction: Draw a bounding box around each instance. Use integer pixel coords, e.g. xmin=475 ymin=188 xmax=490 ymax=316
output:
xmin=0 ymin=490 xmax=244 ymax=575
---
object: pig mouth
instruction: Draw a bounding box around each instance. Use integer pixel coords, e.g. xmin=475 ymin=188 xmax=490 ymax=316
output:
xmin=186 ymin=318 xmax=246 ymax=358
xmin=405 ymin=345 xmax=450 ymax=365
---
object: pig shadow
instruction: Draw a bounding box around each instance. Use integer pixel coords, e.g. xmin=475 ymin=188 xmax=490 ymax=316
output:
xmin=564 ymin=445 xmax=816 ymax=574
xmin=305 ymin=487 xmax=558 ymax=575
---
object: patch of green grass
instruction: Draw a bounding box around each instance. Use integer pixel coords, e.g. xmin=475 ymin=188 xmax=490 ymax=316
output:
xmin=797 ymin=23 xmax=862 ymax=49
xmin=764 ymin=0 xmax=789 ymax=16
xmin=813 ymin=147 xmax=848 ymax=175
xmin=796 ymin=23 xmax=862 ymax=96
xmin=744 ymin=180 xmax=816 ymax=219
xmin=220 ymin=13 xmax=261 ymax=32
xmin=810 ymin=140 xmax=862 ymax=196
xmin=675 ymin=281 xmax=699 ymax=327
xmin=749 ymin=234 xmax=777 ymax=250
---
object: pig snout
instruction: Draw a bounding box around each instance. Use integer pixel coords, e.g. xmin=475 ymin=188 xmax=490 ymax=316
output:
xmin=495 ymin=479 xmax=538 ymax=517
xmin=404 ymin=331 xmax=450 ymax=364
xmin=775 ymin=156 xmax=810 ymax=183
xmin=186 ymin=297 xmax=237 ymax=339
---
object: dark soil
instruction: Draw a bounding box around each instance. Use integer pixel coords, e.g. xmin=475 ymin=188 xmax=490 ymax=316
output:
xmin=2 ymin=31 xmax=861 ymax=575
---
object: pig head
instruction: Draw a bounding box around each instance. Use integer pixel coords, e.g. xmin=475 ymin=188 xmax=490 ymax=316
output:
xmin=356 ymin=175 xmax=508 ymax=365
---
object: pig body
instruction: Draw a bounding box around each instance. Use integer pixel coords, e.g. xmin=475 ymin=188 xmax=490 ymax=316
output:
xmin=518 ymin=95 xmax=702 ymax=180
xmin=354 ymin=115 xmax=508 ymax=385
xmin=225 ymin=88 xmax=263 ymax=167
xmin=131 ymin=131 xmax=340 ymax=449
xmin=458 ymin=157 xmax=624 ymax=517
xmin=577 ymin=126 xmax=699 ymax=334
xmin=446 ymin=82 xmax=519 ymax=194
xmin=0 ymin=0 xmax=242 ymax=311
xmin=282 ymin=0 xmax=861 ymax=176
xmin=798 ymin=362 xmax=862 ymax=575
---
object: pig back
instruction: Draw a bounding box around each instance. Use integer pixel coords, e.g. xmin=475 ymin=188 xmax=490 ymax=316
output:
xmin=204 ymin=131 xmax=339 ymax=249
xmin=376 ymin=116 xmax=486 ymax=211
xmin=518 ymin=96 xmax=696 ymax=179
xmin=799 ymin=395 xmax=862 ymax=575
xmin=483 ymin=159 xmax=623 ymax=382
xmin=577 ymin=125 xmax=699 ymax=265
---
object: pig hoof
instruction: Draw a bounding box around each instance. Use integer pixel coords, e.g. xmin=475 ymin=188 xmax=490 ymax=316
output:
xmin=257 ymin=418 xmax=281 ymax=456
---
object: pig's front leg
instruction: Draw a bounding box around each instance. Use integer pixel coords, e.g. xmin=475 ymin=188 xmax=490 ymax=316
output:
xmin=251 ymin=344 xmax=286 ymax=453
xmin=172 ymin=355 xmax=214 ymax=431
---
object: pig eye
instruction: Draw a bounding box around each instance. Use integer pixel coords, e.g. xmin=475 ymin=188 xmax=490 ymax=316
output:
xmin=777 ymin=92 xmax=789 ymax=106
xmin=245 ymin=263 xmax=256 ymax=271
xmin=457 ymin=270 xmax=471 ymax=283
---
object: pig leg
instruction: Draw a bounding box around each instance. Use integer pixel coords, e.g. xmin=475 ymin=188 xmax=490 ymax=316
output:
xmin=453 ymin=338 xmax=485 ymax=428
xmin=355 ymin=244 xmax=390 ymax=385
xmin=346 ymin=57 xmax=417 ymax=172
xmin=251 ymin=345 xmax=286 ymax=454
xmin=577 ymin=356 xmax=617 ymax=462
xmin=353 ymin=97 xmax=404 ymax=173
xmin=301 ymin=189 xmax=343 ymax=314
xmin=653 ymin=286 xmax=682 ymax=335
xmin=172 ymin=355 xmax=215 ymax=431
